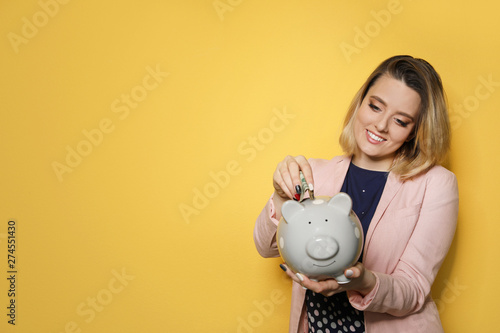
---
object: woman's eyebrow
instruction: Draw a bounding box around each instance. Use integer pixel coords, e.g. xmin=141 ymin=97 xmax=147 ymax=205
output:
xmin=370 ymin=95 xmax=387 ymax=106
xmin=396 ymin=111 xmax=415 ymax=122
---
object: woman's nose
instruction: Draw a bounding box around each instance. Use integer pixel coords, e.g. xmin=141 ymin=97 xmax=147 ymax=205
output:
xmin=375 ymin=115 xmax=389 ymax=132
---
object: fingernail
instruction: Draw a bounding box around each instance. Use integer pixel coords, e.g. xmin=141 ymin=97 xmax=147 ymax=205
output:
xmin=345 ymin=269 xmax=354 ymax=278
xmin=279 ymin=264 xmax=287 ymax=272
xmin=308 ymin=183 xmax=314 ymax=191
xmin=294 ymin=193 xmax=301 ymax=201
xmin=296 ymin=273 xmax=304 ymax=282
xmin=295 ymin=185 xmax=302 ymax=194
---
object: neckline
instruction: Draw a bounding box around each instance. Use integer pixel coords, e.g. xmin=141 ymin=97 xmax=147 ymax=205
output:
xmin=350 ymin=162 xmax=389 ymax=174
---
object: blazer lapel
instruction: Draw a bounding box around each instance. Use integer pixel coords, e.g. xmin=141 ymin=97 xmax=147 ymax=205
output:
xmin=332 ymin=156 xmax=351 ymax=193
xmin=364 ymin=172 xmax=403 ymax=253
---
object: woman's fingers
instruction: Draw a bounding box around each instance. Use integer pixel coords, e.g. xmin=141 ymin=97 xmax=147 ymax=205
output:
xmin=279 ymin=264 xmax=303 ymax=284
xmin=273 ymin=168 xmax=293 ymax=199
xmin=345 ymin=264 xmax=362 ymax=279
xmin=294 ymin=155 xmax=314 ymax=190
xmin=280 ymin=264 xmax=368 ymax=297
xmin=279 ymin=156 xmax=302 ymax=200
xmin=273 ymin=155 xmax=313 ymax=200
xmin=296 ymin=273 xmax=342 ymax=297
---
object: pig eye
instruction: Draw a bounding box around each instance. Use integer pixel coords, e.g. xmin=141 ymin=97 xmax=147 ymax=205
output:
xmin=308 ymin=221 xmax=311 ymax=224
xmin=325 ymin=219 xmax=328 ymax=222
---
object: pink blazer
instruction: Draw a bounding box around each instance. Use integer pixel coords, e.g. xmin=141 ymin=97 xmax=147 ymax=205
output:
xmin=254 ymin=156 xmax=459 ymax=333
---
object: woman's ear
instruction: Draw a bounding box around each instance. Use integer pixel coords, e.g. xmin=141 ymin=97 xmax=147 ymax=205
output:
xmin=281 ymin=200 xmax=305 ymax=223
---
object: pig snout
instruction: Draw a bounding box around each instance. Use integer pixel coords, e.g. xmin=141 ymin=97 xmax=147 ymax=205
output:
xmin=306 ymin=236 xmax=339 ymax=260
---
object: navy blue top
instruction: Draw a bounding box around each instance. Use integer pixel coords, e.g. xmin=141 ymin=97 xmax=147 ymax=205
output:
xmin=306 ymin=162 xmax=388 ymax=333
xmin=340 ymin=162 xmax=388 ymax=262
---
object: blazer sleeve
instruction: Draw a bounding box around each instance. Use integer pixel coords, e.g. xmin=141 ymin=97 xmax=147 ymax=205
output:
xmin=253 ymin=193 xmax=281 ymax=258
xmin=348 ymin=167 xmax=459 ymax=316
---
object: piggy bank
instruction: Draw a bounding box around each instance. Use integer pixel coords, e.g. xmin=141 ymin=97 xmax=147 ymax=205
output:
xmin=277 ymin=193 xmax=363 ymax=283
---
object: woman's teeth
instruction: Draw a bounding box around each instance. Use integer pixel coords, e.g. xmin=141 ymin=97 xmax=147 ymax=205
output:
xmin=368 ymin=130 xmax=385 ymax=142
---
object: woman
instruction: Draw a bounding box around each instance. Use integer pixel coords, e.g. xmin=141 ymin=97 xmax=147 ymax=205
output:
xmin=254 ymin=55 xmax=459 ymax=332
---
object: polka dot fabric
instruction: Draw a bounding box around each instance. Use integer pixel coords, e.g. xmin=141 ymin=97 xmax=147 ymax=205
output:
xmin=306 ymin=290 xmax=364 ymax=333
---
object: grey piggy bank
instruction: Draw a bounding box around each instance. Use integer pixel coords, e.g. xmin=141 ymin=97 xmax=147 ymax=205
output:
xmin=277 ymin=193 xmax=363 ymax=283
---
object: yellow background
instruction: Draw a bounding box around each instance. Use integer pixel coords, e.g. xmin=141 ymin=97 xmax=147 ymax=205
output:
xmin=1 ymin=0 xmax=499 ymax=332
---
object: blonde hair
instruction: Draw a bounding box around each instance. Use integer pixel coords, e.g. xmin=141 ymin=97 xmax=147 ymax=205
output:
xmin=339 ymin=55 xmax=450 ymax=180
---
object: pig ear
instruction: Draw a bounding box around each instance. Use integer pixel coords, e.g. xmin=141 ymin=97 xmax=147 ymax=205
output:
xmin=328 ymin=192 xmax=352 ymax=215
xmin=281 ymin=200 xmax=305 ymax=223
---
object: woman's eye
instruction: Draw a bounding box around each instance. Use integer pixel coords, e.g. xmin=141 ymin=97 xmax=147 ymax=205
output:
xmin=369 ymin=103 xmax=381 ymax=111
xmin=395 ymin=118 xmax=409 ymax=127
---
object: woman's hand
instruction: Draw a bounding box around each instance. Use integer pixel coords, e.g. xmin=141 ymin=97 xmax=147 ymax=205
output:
xmin=280 ymin=262 xmax=377 ymax=298
xmin=273 ymin=155 xmax=314 ymax=201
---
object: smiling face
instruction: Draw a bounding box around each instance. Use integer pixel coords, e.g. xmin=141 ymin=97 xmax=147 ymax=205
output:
xmin=352 ymin=75 xmax=421 ymax=171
